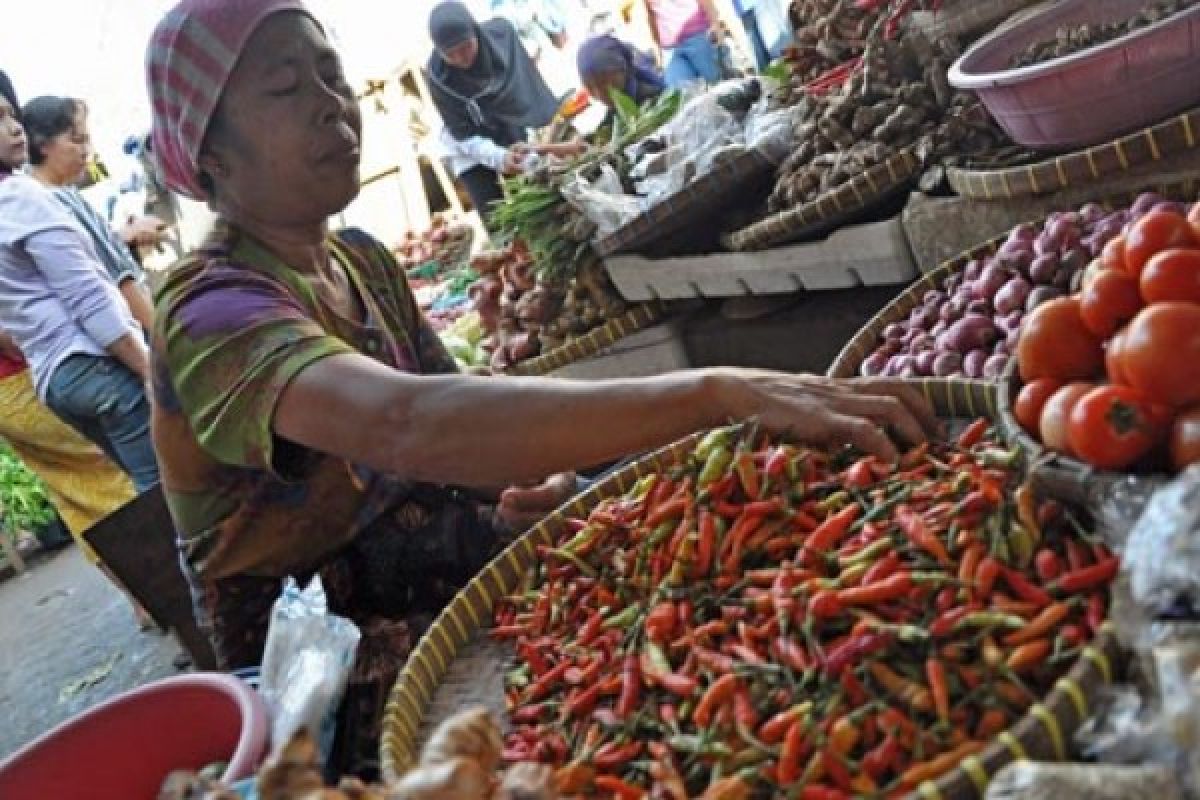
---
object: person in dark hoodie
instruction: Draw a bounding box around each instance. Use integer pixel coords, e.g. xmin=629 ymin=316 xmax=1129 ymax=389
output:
xmin=425 ymin=1 xmax=561 ymax=221
xmin=575 ymin=33 xmax=665 ymax=110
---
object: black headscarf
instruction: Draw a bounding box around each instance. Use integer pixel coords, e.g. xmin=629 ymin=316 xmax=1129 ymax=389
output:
xmin=425 ymin=2 xmax=559 ymax=146
xmin=0 ymin=69 xmax=19 ymax=123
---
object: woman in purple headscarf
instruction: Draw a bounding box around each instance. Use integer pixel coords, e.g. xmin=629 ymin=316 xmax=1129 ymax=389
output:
xmin=142 ymin=0 xmax=936 ymax=776
xmin=576 ymin=34 xmax=666 ymax=110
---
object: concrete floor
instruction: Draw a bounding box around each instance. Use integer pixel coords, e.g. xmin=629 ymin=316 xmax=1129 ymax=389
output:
xmin=0 ymin=545 xmax=184 ymax=759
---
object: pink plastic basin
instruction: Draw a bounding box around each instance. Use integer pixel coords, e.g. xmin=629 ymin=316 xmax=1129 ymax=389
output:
xmin=949 ymin=0 xmax=1200 ymax=150
xmin=0 ymin=673 xmax=269 ymax=800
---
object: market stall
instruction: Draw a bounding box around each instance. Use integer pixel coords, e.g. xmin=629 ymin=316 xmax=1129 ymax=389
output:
xmin=45 ymin=1 xmax=1200 ymax=798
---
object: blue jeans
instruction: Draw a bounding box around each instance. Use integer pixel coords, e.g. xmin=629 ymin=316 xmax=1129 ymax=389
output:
xmin=45 ymin=354 xmax=160 ymax=492
xmin=663 ymin=30 xmax=721 ymax=87
xmin=741 ymin=9 xmax=770 ymax=70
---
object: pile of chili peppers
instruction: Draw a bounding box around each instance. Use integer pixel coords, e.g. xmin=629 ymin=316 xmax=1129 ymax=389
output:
xmin=491 ymin=420 xmax=1117 ymax=799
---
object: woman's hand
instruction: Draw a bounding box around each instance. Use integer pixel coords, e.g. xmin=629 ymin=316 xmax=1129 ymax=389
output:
xmin=120 ymin=215 xmax=167 ymax=248
xmin=712 ymin=371 xmax=943 ymax=463
xmin=493 ymin=472 xmax=578 ymax=533
xmin=501 ymin=144 xmax=533 ymax=176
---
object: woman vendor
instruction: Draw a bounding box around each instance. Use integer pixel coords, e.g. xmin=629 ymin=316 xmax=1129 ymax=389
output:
xmin=144 ymin=0 xmax=938 ymax=774
xmin=576 ymin=33 xmax=666 ymax=109
xmin=425 ymin=2 xmax=577 ymax=221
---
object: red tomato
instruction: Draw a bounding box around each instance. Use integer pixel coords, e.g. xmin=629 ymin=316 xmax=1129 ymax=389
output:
xmin=1067 ymin=385 xmax=1166 ymax=470
xmin=1105 ymin=329 xmax=1129 ymax=385
xmin=1139 ymin=247 xmax=1200 ymax=305
xmin=1188 ymin=202 xmax=1200 ymax=244
xmin=1079 ymin=268 xmax=1143 ymax=338
xmin=1039 ymin=383 xmax=1095 ymax=456
xmin=1101 ymin=235 xmax=1127 ymax=274
xmin=1120 ymin=303 xmax=1200 ymax=407
xmin=1016 ymin=297 xmax=1105 ymax=383
xmin=1124 ymin=211 xmax=1195 ymax=280
xmin=1171 ymin=406 xmax=1200 ymax=471
xmin=1013 ymin=378 xmax=1063 ymax=435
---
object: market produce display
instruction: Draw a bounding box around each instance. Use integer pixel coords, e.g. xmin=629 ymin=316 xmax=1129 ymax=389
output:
xmin=467 ymin=241 xmax=627 ymax=372
xmin=491 ymin=423 xmax=1115 ymax=797
xmin=769 ymin=30 xmax=1014 ymax=215
xmin=1012 ymin=199 xmax=1200 ymax=473
xmin=853 ymin=192 xmax=1191 ymax=380
xmin=392 ymin=213 xmax=474 ymax=271
xmin=0 ymin=442 xmax=54 ymax=544
xmin=1008 ymin=0 xmax=1195 ymax=69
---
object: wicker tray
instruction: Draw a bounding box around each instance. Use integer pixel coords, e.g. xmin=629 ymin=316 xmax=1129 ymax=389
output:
xmin=503 ymin=303 xmax=665 ymax=377
xmin=725 ymin=148 xmax=922 ymax=251
xmin=948 ymin=106 xmax=1200 ymax=200
xmin=591 ymin=149 xmax=774 ymax=258
xmin=381 ymin=380 xmax=1123 ymax=797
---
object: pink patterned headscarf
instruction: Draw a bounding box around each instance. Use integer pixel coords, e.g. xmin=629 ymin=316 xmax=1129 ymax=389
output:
xmin=145 ymin=0 xmax=312 ymax=200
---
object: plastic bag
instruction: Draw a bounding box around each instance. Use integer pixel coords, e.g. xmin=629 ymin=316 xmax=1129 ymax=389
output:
xmin=983 ymin=761 xmax=1182 ymax=800
xmin=560 ymin=164 xmax=647 ymax=235
xmin=258 ymin=576 xmax=361 ymax=762
xmin=1122 ymin=466 xmax=1200 ymax=617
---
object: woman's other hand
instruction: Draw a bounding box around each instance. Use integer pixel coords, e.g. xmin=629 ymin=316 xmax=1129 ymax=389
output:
xmin=501 ymin=143 xmax=533 ymax=176
xmin=493 ymin=471 xmax=578 ymax=532
xmin=120 ymin=215 xmax=167 ymax=248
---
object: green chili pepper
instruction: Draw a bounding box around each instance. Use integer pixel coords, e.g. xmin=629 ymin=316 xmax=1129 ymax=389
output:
xmin=954 ymin=611 xmax=1026 ymax=632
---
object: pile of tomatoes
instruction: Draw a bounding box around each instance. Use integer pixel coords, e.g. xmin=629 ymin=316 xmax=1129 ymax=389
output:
xmin=1013 ymin=204 xmax=1200 ymax=472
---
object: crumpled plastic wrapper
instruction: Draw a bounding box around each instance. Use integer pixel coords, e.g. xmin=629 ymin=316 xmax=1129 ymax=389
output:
xmin=983 ymin=761 xmax=1182 ymax=800
xmin=1122 ymin=465 xmax=1200 ymax=615
xmin=259 ymin=576 xmax=361 ymax=764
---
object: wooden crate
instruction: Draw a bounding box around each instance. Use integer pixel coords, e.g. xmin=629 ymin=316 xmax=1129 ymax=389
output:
xmin=604 ymin=215 xmax=917 ymax=302
xmin=550 ymin=321 xmax=690 ymax=380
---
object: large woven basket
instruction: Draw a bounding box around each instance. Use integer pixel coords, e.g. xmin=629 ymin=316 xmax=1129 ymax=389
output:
xmin=725 ymin=148 xmax=922 ymax=251
xmin=948 ymin=106 xmax=1200 ymax=200
xmin=503 ymin=303 xmax=665 ymax=377
xmin=591 ymin=149 xmax=774 ymax=258
xmin=380 ymin=380 xmax=1122 ymax=798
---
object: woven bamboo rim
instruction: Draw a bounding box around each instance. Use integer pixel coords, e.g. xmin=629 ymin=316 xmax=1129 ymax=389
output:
xmin=726 ymin=148 xmax=922 ymax=251
xmin=380 ymin=380 xmax=1121 ymax=798
xmin=592 ymin=150 xmax=774 ymax=258
xmin=503 ymin=302 xmax=664 ymax=377
xmin=947 ymin=106 xmax=1200 ymax=200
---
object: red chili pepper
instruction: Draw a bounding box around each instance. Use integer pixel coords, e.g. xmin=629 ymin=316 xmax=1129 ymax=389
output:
xmin=809 ymin=589 xmax=844 ymax=620
xmin=656 ymin=671 xmax=699 ymax=698
xmin=777 ymin=719 xmax=809 ymax=785
xmin=1002 ymin=568 xmax=1053 ymax=608
xmin=1004 ymin=601 xmax=1069 ymax=646
xmin=644 ymin=601 xmax=677 ymax=643
xmin=840 ymin=669 xmax=868 ymax=706
xmin=836 ymin=572 xmax=912 ymax=607
xmin=896 ymin=506 xmax=952 ymax=568
xmin=1087 ymin=591 xmax=1107 ymax=632
xmin=976 ymin=557 xmax=1003 ymax=600
xmin=734 ymin=449 xmax=761 ymax=499
xmin=800 ymin=788 xmax=851 ymax=800
xmin=615 ymin=654 xmax=640 ymax=718
xmin=799 ymin=505 xmax=860 ymax=566
xmin=1059 ymin=624 xmax=1087 ymax=648
xmin=823 ymin=632 xmax=889 ymax=676
xmin=926 ymin=658 xmax=950 ymax=725
xmin=930 ymin=605 xmax=978 ymax=639
xmin=957 ymin=418 xmax=990 ymax=449
xmin=728 ymin=642 xmax=766 ymax=666
xmin=862 ymin=733 xmax=900 ymax=780
xmin=774 ymin=636 xmax=812 ymax=673
xmin=693 ymin=673 xmax=739 ymax=728
xmin=645 ymin=495 xmax=689 ymax=529
xmin=1053 ymin=557 xmax=1119 ymax=594
xmin=861 ymin=551 xmax=902 ymax=586
xmin=564 ymin=679 xmax=607 ymax=717
xmin=525 ymin=659 xmax=570 ymax=702
xmin=1035 ymin=549 xmax=1063 ymax=583
xmin=696 ymin=647 xmax=735 ymax=673
xmin=760 ymin=705 xmax=804 ymax=744
xmin=844 ymin=458 xmax=875 ymax=488
xmin=593 ymin=773 xmax=644 ymax=799
xmin=693 ymin=510 xmax=717 ymax=579
xmin=934 ymin=586 xmax=958 ymax=613
xmin=733 ymin=687 xmax=759 ymax=729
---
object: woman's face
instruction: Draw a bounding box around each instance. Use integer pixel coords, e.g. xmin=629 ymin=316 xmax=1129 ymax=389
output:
xmin=40 ymin=104 xmax=90 ymax=185
xmin=0 ymin=96 xmax=27 ymax=171
xmin=200 ymin=12 xmax=362 ymax=226
xmin=585 ymin=68 xmax=626 ymax=109
xmin=440 ymin=36 xmax=480 ymax=70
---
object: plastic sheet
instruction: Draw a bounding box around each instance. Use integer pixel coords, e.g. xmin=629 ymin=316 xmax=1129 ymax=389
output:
xmin=258 ymin=577 xmax=361 ymax=763
xmin=1122 ymin=466 xmax=1200 ymax=616
xmin=983 ymin=761 xmax=1183 ymax=800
